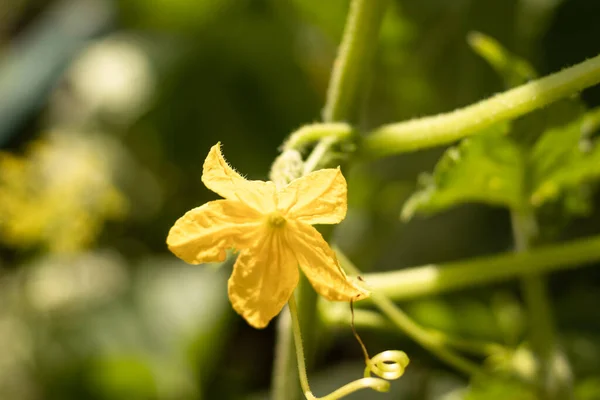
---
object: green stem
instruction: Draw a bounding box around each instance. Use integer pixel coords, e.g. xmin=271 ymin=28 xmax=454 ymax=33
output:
xmin=511 ymin=211 xmax=570 ymax=400
xmin=302 ymin=137 xmax=338 ymax=176
xmin=271 ymin=1 xmax=390 ymax=399
xmin=283 ymin=123 xmax=353 ymax=151
xmin=361 ymin=52 xmax=600 ymax=158
xmin=288 ymin=294 xmax=317 ymax=399
xmin=350 ymin=234 xmax=600 ymax=303
xmin=271 ymin=308 xmax=298 ymax=399
xmin=322 ymin=305 xmax=392 ymax=331
xmin=321 ymin=305 xmax=505 ymax=356
xmin=337 ymin=249 xmax=486 ymax=377
xmin=322 ymin=0 xmax=390 ymax=122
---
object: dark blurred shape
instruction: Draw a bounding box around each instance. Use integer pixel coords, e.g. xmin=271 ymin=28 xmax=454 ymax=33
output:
xmin=543 ymin=0 xmax=600 ymax=107
xmin=0 ymin=0 xmax=114 ymax=147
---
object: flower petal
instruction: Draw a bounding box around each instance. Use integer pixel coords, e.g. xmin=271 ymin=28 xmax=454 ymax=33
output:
xmin=203 ymin=143 xmax=276 ymax=213
xmin=285 ymin=220 xmax=369 ymax=301
xmin=228 ymin=231 xmax=298 ymax=328
xmin=277 ymin=168 xmax=347 ymax=225
xmin=167 ymin=199 xmax=261 ymax=264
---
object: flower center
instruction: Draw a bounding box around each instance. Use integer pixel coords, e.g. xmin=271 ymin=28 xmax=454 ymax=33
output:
xmin=267 ymin=212 xmax=287 ymax=228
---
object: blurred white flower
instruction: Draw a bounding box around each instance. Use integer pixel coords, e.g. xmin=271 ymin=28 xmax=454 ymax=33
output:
xmin=26 ymin=250 xmax=128 ymax=312
xmin=68 ymin=35 xmax=155 ymax=122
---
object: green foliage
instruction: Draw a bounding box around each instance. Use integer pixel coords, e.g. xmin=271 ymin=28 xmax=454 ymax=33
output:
xmin=403 ymin=106 xmax=600 ymax=222
xmin=403 ymin=36 xmax=600 ymax=226
xmin=530 ymin=111 xmax=600 ymax=206
xmin=575 ymin=378 xmax=600 ymax=400
xmin=401 ymin=122 xmax=524 ymax=219
xmin=89 ymin=357 xmax=157 ymax=400
xmin=461 ymin=378 xmax=537 ymax=400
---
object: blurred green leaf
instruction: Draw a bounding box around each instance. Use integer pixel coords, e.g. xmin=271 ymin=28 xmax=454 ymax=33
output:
xmin=402 ymin=106 xmax=600 ymax=228
xmin=407 ymin=297 xmax=503 ymax=342
xmin=403 ymin=35 xmax=600 ymax=231
xmin=88 ymin=356 xmax=157 ymax=400
xmin=461 ymin=378 xmax=536 ymax=400
xmin=491 ymin=292 xmax=526 ymax=346
xmin=286 ymin=0 xmax=348 ymax=40
xmin=530 ymin=110 xmax=600 ymax=207
xmin=575 ymin=378 xmax=600 ymax=400
xmin=402 ymin=122 xmax=524 ymax=220
xmin=120 ymin=0 xmax=235 ymax=32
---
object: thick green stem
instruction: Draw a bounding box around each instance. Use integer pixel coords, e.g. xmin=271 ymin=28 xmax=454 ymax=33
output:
xmin=351 ymin=234 xmax=600 ymax=303
xmin=337 ymin=250 xmax=486 ymax=377
xmin=322 ymin=0 xmax=389 ymax=122
xmin=271 ymin=2 xmax=389 ymax=398
xmin=361 ymin=52 xmax=600 ymax=158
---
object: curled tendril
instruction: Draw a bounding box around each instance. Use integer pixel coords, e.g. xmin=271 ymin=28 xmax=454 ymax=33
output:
xmin=365 ymin=350 xmax=410 ymax=381
xmin=289 ymin=295 xmax=409 ymax=400
xmin=303 ymin=350 xmax=409 ymax=400
xmin=304 ymin=350 xmax=409 ymax=400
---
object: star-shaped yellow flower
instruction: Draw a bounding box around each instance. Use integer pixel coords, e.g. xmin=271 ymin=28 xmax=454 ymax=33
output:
xmin=167 ymin=143 xmax=369 ymax=328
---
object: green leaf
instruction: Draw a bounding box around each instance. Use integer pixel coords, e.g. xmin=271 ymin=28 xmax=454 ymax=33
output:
xmin=403 ymin=34 xmax=600 ymax=230
xmin=88 ymin=356 xmax=157 ymax=400
xmin=402 ymin=123 xmax=525 ymax=220
xmin=461 ymin=378 xmax=537 ymax=400
xmin=530 ymin=109 xmax=600 ymax=207
xmin=287 ymin=0 xmax=348 ymax=40
xmin=575 ymin=378 xmax=600 ymax=400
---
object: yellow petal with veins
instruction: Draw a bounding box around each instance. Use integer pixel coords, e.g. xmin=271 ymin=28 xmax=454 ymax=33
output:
xmin=278 ymin=168 xmax=347 ymax=225
xmin=228 ymin=231 xmax=299 ymax=328
xmin=168 ymin=143 xmax=367 ymax=329
xmin=167 ymin=199 xmax=261 ymax=264
xmin=285 ymin=220 xmax=369 ymax=301
xmin=202 ymin=143 xmax=276 ymax=213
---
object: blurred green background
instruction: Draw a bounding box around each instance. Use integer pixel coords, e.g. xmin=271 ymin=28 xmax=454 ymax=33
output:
xmin=1 ymin=0 xmax=600 ymax=399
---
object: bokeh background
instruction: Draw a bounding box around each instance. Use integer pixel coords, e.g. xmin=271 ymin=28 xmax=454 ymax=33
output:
xmin=1 ymin=0 xmax=600 ymax=399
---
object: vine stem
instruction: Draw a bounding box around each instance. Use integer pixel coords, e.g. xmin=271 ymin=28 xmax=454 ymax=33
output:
xmin=361 ymin=52 xmax=600 ymax=157
xmin=347 ymin=233 xmax=600 ymax=303
xmin=283 ymin=123 xmax=353 ymax=152
xmin=511 ymin=211 xmax=571 ymax=399
xmin=321 ymin=306 xmax=505 ymax=357
xmin=271 ymin=1 xmax=389 ymax=399
xmin=271 ymin=308 xmax=296 ymax=398
xmin=322 ymin=0 xmax=390 ymax=122
xmin=336 ymin=249 xmax=486 ymax=377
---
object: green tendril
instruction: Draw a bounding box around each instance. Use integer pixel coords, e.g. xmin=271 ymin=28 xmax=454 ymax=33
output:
xmin=288 ymin=294 xmax=409 ymax=400
xmin=365 ymin=350 xmax=410 ymax=381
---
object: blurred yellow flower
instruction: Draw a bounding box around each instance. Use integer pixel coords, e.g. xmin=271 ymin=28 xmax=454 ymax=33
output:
xmin=167 ymin=143 xmax=369 ymax=328
xmin=0 ymin=133 xmax=126 ymax=253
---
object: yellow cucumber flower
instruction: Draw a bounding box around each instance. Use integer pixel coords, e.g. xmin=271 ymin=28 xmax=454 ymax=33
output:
xmin=167 ymin=143 xmax=369 ymax=328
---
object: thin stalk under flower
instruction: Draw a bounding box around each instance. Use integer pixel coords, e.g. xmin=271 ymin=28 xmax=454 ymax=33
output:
xmin=288 ymin=294 xmax=408 ymax=400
